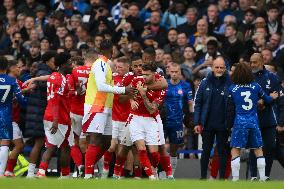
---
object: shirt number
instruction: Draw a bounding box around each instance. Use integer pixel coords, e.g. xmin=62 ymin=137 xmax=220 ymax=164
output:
xmin=0 ymin=85 xmax=11 ymax=103
xmin=241 ymin=91 xmax=253 ymax=110
xmin=47 ymin=82 xmax=54 ymax=100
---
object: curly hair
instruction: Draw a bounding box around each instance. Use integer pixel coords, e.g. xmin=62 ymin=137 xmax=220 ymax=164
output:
xmin=231 ymin=63 xmax=254 ymax=85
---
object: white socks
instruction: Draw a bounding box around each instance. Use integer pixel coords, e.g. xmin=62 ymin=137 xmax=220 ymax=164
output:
xmin=27 ymin=163 xmax=36 ymax=177
xmin=0 ymin=146 xmax=9 ymax=175
xmin=170 ymin=156 xmax=177 ymax=175
xmin=257 ymin=156 xmax=266 ymax=181
xmin=231 ymin=156 xmax=240 ymax=181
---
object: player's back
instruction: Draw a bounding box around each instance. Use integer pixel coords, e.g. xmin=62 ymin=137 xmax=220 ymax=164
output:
xmin=0 ymin=74 xmax=18 ymax=109
xmin=230 ymin=82 xmax=263 ymax=116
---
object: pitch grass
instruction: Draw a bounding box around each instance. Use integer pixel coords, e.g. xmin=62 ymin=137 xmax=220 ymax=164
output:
xmin=1 ymin=178 xmax=284 ymax=189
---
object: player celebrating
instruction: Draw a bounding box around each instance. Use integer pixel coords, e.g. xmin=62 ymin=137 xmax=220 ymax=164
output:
xmin=0 ymin=56 xmax=27 ymax=177
xmin=229 ymin=63 xmax=278 ymax=181
xmin=128 ymin=62 xmax=165 ymax=179
xmin=102 ymin=56 xmax=131 ymax=177
xmin=82 ymin=40 xmax=136 ymax=179
xmin=164 ymin=63 xmax=193 ymax=176
xmin=36 ymin=52 xmax=74 ymax=178
xmin=67 ymin=54 xmax=95 ymax=177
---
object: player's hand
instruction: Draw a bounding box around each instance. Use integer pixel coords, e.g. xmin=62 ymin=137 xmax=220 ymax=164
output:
xmin=137 ymin=81 xmax=147 ymax=96
xmin=125 ymin=86 xmax=137 ymax=96
xmin=276 ymin=126 xmax=284 ymax=132
xmin=257 ymin=99 xmax=265 ymax=110
xmin=194 ymin=125 xmax=203 ymax=134
xmin=23 ymin=78 xmax=36 ymax=87
xmin=50 ymin=121 xmax=58 ymax=134
xmin=270 ymin=91 xmax=279 ymax=100
xmin=130 ymin=99 xmax=139 ymax=110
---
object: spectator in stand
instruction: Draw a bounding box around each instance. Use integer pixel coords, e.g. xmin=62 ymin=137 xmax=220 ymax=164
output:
xmin=221 ymin=23 xmax=244 ymax=66
xmin=266 ymin=3 xmax=281 ymax=35
xmin=233 ymin=0 xmax=253 ymax=23
xmin=218 ymin=0 xmax=232 ymax=22
xmin=64 ymin=35 xmax=76 ymax=52
xmin=163 ymin=28 xmax=179 ymax=54
xmin=140 ymin=0 xmax=162 ymax=22
xmin=17 ymin=0 xmax=42 ymax=17
xmin=177 ymin=7 xmax=198 ymax=37
xmin=0 ymin=0 xmax=15 ymax=18
xmin=161 ymin=0 xmax=187 ymax=29
xmin=206 ymin=4 xmax=222 ymax=34
xmin=40 ymin=37 xmax=50 ymax=55
xmin=238 ymin=8 xmax=256 ymax=41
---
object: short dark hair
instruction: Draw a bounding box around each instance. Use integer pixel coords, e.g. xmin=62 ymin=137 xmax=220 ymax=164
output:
xmin=100 ymin=39 xmax=113 ymax=52
xmin=231 ymin=63 xmax=254 ymax=85
xmin=41 ymin=50 xmax=57 ymax=63
xmin=54 ymin=52 xmax=71 ymax=67
xmin=143 ymin=47 xmax=156 ymax=56
xmin=142 ymin=62 xmax=157 ymax=72
xmin=7 ymin=60 xmax=18 ymax=73
xmin=207 ymin=39 xmax=218 ymax=48
xmin=226 ymin=23 xmax=237 ymax=31
xmin=266 ymin=3 xmax=279 ymax=12
xmin=131 ymin=55 xmax=142 ymax=62
xmin=0 ymin=56 xmax=9 ymax=71
xmin=68 ymin=56 xmax=84 ymax=66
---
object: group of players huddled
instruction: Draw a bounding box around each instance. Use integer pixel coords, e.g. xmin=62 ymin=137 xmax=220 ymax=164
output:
xmin=0 ymin=39 xmax=283 ymax=181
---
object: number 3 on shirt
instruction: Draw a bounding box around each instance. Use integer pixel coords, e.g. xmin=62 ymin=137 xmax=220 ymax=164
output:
xmin=241 ymin=91 xmax=253 ymax=110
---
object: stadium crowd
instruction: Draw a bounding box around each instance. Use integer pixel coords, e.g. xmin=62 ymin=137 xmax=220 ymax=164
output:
xmin=0 ymin=0 xmax=284 ymax=181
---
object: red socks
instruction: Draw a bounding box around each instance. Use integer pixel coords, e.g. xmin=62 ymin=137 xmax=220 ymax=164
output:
xmin=5 ymin=159 xmax=17 ymax=172
xmin=113 ymin=155 xmax=126 ymax=176
xmin=70 ymin=145 xmax=83 ymax=167
xmin=61 ymin=167 xmax=70 ymax=176
xmin=149 ymin=152 xmax=160 ymax=168
xmin=103 ymin=151 xmax=113 ymax=170
xmin=133 ymin=165 xmax=142 ymax=177
xmin=39 ymin=162 xmax=49 ymax=171
xmin=85 ymin=145 xmax=104 ymax=175
xmin=138 ymin=150 xmax=152 ymax=176
xmin=160 ymin=155 xmax=172 ymax=176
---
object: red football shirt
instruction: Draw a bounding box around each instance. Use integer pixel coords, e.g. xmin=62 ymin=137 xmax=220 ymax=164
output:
xmin=67 ymin=65 xmax=91 ymax=116
xmin=44 ymin=72 xmax=71 ymax=125
xmin=130 ymin=76 xmax=165 ymax=117
xmin=112 ymin=73 xmax=131 ymax=122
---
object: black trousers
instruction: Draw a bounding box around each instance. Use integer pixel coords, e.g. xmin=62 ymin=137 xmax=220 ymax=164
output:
xmin=249 ymin=127 xmax=276 ymax=178
xmin=200 ymin=129 xmax=229 ymax=179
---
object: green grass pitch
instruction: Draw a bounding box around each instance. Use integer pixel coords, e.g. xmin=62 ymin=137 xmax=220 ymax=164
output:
xmin=1 ymin=179 xmax=284 ymax=189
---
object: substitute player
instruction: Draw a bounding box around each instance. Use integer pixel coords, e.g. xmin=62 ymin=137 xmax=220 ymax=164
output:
xmin=0 ymin=56 xmax=27 ymax=177
xmin=229 ymin=63 xmax=278 ymax=181
xmin=164 ymin=63 xmax=193 ymax=176
xmin=82 ymin=40 xmax=136 ymax=179
xmin=36 ymin=52 xmax=74 ymax=178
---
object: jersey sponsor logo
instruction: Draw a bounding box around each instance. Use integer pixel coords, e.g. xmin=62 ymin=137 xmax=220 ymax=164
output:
xmin=178 ymin=89 xmax=183 ymax=95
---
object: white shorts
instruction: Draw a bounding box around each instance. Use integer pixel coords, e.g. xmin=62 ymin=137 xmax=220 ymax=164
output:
xmin=70 ymin=112 xmax=83 ymax=136
xmin=156 ymin=115 xmax=165 ymax=145
xmin=44 ymin=120 xmax=74 ymax=148
xmin=12 ymin=122 xmax=23 ymax=140
xmin=120 ymin=122 xmax=133 ymax=147
xmin=82 ymin=105 xmax=112 ymax=135
xmin=112 ymin=120 xmax=126 ymax=140
xmin=128 ymin=114 xmax=161 ymax=145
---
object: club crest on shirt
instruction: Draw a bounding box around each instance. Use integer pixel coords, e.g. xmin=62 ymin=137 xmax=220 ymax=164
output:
xmin=178 ymin=89 xmax=183 ymax=95
xmin=266 ymin=79 xmax=271 ymax=89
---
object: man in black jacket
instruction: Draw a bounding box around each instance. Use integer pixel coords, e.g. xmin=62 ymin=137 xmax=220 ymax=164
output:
xmin=25 ymin=50 xmax=56 ymax=178
xmin=249 ymin=53 xmax=281 ymax=180
xmin=194 ymin=56 xmax=232 ymax=179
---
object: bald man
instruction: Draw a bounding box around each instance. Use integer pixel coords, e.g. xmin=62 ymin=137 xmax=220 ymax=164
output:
xmin=194 ymin=56 xmax=232 ymax=179
xmin=249 ymin=53 xmax=281 ymax=180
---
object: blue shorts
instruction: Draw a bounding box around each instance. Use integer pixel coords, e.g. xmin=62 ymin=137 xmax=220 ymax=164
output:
xmin=0 ymin=121 xmax=12 ymax=140
xmin=230 ymin=127 xmax=263 ymax=149
xmin=164 ymin=121 xmax=184 ymax=144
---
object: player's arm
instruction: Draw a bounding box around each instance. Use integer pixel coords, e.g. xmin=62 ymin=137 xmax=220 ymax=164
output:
xmin=93 ymin=61 xmax=125 ymax=94
xmin=147 ymin=77 xmax=168 ymax=90
xmin=276 ymin=94 xmax=284 ymax=132
xmin=23 ymin=75 xmax=50 ymax=86
xmin=258 ymin=84 xmax=278 ymax=103
xmin=12 ymin=81 xmax=27 ymax=107
xmin=137 ymin=82 xmax=159 ymax=114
